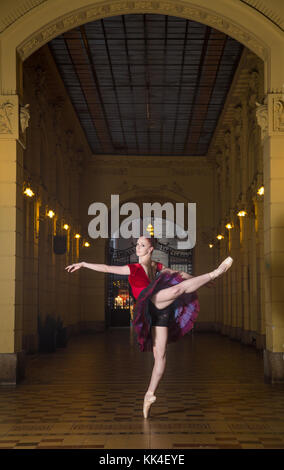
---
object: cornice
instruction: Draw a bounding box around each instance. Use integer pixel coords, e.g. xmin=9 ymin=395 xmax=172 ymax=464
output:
xmin=91 ymin=154 xmax=214 ymax=169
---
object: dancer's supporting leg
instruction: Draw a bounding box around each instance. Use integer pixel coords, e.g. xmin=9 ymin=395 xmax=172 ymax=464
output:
xmin=143 ymin=326 xmax=168 ymax=419
xmin=147 ymin=326 xmax=168 ymax=395
xmin=151 ymin=257 xmax=233 ymax=310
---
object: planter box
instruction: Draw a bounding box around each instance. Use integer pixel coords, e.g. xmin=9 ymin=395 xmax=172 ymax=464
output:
xmin=38 ymin=331 xmax=57 ymax=353
xmin=56 ymin=327 xmax=68 ymax=348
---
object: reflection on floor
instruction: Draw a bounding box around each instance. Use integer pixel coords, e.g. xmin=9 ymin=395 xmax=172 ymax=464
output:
xmin=0 ymin=328 xmax=284 ymax=449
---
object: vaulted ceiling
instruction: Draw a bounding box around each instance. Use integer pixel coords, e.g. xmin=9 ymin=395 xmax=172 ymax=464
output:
xmin=49 ymin=14 xmax=243 ymax=156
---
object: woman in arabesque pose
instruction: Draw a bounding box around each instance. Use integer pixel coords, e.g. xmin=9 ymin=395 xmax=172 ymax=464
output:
xmin=65 ymin=235 xmax=233 ymax=419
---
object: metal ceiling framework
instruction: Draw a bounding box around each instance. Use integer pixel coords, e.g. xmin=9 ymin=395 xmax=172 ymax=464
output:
xmin=49 ymin=14 xmax=243 ymax=156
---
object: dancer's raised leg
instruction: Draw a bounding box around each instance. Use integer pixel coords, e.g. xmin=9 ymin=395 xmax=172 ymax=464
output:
xmin=151 ymin=256 xmax=233 ymax=310
xmin=143 ymin=326 xmax=168 ymax=418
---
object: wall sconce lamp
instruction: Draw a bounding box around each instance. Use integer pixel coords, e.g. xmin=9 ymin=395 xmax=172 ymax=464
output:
xmin=237 ymin=210 xmax=247 ymax=217
xmin=257 ymin=186 xmax=264 ymax=196
xmin=225 ymin=223 xmax=233 ymax=230
xmin=74 ymin=233 xmax=81 ymax=239
xmin=209 ymin=243 xmax=214 ymax=248
xmin=23 ymin=185 xmax=35 ymax=197
xmin=47 ymin=209 xmax=55 ymax=218
xmin=63 ymin=224 xmax=70 ymax=230
xmin=216 ymin=234 xmax=224 ymax=240
xmin=83 ymin=241 xmax=90 ymax=247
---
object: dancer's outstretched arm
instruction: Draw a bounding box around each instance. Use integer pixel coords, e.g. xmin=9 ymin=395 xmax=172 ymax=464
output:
xmin=65 ymin=262 xmax=130 ymax=275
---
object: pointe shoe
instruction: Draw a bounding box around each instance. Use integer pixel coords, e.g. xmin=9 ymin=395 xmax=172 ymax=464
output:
xmin=143 ymin=392 xmax=156 ymax=419
xmin=209 ymin=256 xmax=233 ymax=280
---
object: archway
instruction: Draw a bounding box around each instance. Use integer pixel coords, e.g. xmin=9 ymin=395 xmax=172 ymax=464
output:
xmin=1 ymin=0 xmax=284 ymax=93
xmin=0 ymin=0 xmax=283 ymax=383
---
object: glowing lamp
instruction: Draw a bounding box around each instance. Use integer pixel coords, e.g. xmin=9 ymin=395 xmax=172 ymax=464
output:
xmin=47 ymin=210 xmax=55 ymax=218
xmin=216 ymin=234 xmax=224 ymax=240
xmin=237 ymin=210 xmax=247 ymax=217
xmin=75 ymin=233 xmax=81 ymax=239
xmin=257 ymin=186 xmax=264 ymax=196
xmin=63 ymin=224 xmax=69 ymax=230
xmin=23 ymin=187 xmax=34 ymax=197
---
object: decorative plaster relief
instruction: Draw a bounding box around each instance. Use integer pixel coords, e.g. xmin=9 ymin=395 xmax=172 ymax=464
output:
xmin=17 ymin=1 xmax=268 ymax=61
xmin=20 ymin=104 xmax=30 ymax=134
xmin=0 ymin=101 xmax=14 ymax=134
xmin=272 ymin=96 xmax=284 ymax=134
xmin=0 ymin=95 xmax=19 ymax=138
xmin=256 ymin=93 xmax=284 ymax=140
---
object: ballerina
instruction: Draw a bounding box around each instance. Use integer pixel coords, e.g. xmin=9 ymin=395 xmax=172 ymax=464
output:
xmin=65 ymin=236 xmax=233 ymax=419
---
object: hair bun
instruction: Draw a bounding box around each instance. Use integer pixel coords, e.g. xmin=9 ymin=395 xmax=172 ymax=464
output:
xmin=150 ymin=236 xmax=158 ymax=248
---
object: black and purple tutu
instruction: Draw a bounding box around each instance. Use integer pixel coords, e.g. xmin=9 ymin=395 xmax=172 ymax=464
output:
xmin=132 ymin=270 xmax=200 ymax=352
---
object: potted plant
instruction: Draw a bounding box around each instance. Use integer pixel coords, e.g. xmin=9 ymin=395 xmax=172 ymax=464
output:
xmin=56 ymin=316 xmax=68 ymax=348
xmin=38 ymin=314 xmax=57 ymax=353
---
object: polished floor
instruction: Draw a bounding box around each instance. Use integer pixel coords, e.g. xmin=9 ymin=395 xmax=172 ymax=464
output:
xmin=0 ymin=328 xmax=284 ymax=449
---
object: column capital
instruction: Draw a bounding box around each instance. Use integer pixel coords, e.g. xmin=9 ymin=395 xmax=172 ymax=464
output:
xmin=0 ymin=94 xmax=19 ymax=139
xmin=0 ymin=95 xmax=30 ymax=148
xmin=256 ymin=92 xmax=284 ymax=142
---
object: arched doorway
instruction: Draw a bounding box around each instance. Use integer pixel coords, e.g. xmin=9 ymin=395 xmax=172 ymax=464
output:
xmin=105 ymin=196 xmax=195 ymax=328
xmin=0 ymin=0 xmax=283 ymax=383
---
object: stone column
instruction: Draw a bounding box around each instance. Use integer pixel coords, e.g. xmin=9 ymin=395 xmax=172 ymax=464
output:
xmin=230 ymin=211 xmax=242 ymax=341
xmin=0 ymin=94 xmax=29 ymax=383
xmin=223 ymin=131 xmax=232 ymax=336
xmin=253 ymin=191 xmax=266 ymax=349
xmin=247 ymin=196 xmax=258 ymax=344
xmin=214 ymin=160 xmax=221 ymax=332
xmin=215 ymin=151 xmax=225 ymax=334
xmin=67 ymin=144 xmax=83 ymax=333
xmin=256 ymin=92 xmax=284 ymax=382
xmin=240 ymin=212 xmax=251 ymax=344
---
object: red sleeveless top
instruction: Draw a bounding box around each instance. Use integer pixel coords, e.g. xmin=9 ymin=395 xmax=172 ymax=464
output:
xmin=127 ymin=262 xmax=164 ymax=300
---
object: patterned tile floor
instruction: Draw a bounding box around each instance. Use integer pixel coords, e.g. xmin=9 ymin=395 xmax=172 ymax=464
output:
xmin=0 ymin=328 xmax=284 ymax=449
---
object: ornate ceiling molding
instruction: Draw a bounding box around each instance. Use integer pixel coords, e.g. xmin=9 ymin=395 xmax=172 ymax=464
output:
xmin=17 ymin=0 xmax=269 ymax=61
xmin=92 ymin=155 xmax=213 ymax=168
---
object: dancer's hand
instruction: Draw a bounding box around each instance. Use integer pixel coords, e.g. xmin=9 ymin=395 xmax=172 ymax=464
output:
xmin=65 ymin=262 xmax=84 ymax=273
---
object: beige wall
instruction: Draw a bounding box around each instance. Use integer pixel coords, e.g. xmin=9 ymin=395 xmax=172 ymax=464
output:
xmin=80 ymin=155 xmax=216 ymax=330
